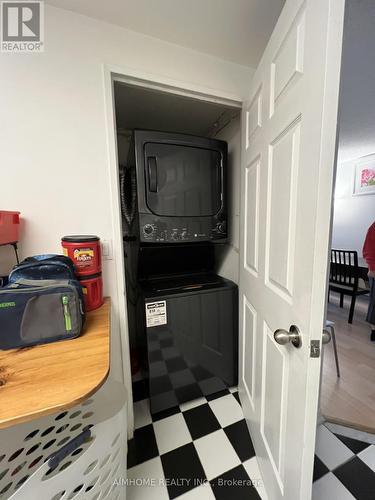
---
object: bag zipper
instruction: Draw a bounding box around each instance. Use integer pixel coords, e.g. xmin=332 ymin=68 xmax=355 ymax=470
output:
xmin=9 ymin=261 xmax=73 ymax=281
xmin=0 ymin=282 xmax=76 ymax=294
xmin=62 ymin=295 xmax=72 ymax=332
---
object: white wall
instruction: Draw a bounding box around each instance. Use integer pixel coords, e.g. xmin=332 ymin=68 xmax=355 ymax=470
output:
xmin=0 ymin=4 xmax=253 ymax=427
xmin=214 ymin=116 xmax=241 ymax=283
xmin=332 ymin=0 xmax=375 ymax=259
xmin=332 ymin=159 xmax=374 ymax=260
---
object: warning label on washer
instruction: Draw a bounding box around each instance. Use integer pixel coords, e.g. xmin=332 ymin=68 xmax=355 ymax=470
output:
xmin=145 ymin=301 xmax=167 ymax=327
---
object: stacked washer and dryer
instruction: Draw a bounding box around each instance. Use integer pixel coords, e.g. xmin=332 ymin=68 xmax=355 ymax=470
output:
xmin=121 ymin=130 xmax=238 ymax=414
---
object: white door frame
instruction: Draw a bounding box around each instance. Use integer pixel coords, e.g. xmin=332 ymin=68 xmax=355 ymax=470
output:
xmin=102 ymin=64 xmax=243 ymax=436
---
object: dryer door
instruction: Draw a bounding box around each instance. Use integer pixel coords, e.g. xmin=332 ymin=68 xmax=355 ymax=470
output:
xmin=144 ymin=143 xmax=222 ymax=217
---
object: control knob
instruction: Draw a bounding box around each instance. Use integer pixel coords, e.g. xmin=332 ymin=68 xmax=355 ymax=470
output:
xmin=217 ymin=222 xmax=226 ymax=234
xmin=143 ymin=224 xmax=154 ymax=236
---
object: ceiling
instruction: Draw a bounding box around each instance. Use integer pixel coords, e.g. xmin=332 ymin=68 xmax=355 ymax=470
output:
xmin=114 ymin=82 xmax=240 ymax=137
xmin=45 ymin=0 xmax=284 ymax=67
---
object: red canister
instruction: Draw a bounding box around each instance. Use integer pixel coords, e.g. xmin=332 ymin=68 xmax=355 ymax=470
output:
xmin=78 ymin=273 xmax=104 ymax=312
xmin=0 ymin=211 xmax=20 ymax=245
xmin=61 ymin=235 xmax=101 ymax=276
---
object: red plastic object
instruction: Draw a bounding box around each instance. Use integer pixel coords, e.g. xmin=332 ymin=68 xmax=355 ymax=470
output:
xmin=61 ymin=235 xmax=101 ymax=276
xmin=0 ymin=211 xmax=20 ymax=245
xmin=78 ymin=273 xmax=104 ymax=312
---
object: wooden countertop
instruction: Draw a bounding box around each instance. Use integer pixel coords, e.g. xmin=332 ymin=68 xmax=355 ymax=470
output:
xmin=0 ymin=298 xmax=110 ymax=429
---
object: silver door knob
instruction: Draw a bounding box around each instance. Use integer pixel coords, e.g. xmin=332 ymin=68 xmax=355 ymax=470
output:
xmin=274 ymin=325 xmax=302 ymax=348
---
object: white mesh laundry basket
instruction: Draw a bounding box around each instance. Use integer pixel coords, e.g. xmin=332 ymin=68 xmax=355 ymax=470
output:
xmin=0 ymin=379 xmax=127 ymax=500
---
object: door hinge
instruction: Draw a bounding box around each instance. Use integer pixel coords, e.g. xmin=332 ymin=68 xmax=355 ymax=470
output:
xmin=310 ymin=340 xmax=321 ymax=358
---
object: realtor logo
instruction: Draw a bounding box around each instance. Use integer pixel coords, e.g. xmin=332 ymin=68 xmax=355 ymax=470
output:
xmin=1 ymin=1 xmax=44 ymax=52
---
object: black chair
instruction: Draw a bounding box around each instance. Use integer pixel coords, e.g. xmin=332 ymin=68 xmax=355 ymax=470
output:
xmin=329 ymin=249 xmax=369 ymax=324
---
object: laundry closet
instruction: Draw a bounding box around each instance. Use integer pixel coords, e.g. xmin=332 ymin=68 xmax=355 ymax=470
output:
xmin=114 ymin=81 xmax=242 ymax=415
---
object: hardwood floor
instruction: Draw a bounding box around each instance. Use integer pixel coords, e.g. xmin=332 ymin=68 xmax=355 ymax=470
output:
xmin=320 ymin=292 xmax=375 ymax=433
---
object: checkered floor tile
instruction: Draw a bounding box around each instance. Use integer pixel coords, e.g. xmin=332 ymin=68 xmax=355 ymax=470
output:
xmin=128 ymin=388 xmax=266 ymax=500
xmin=313 ymin=422 xmax=375 ymax=500
xmin=130 ymin=376 xmax=375 ymax=499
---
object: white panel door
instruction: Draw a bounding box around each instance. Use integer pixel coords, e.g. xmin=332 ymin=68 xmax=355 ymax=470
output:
xmin=238 ymin=1 xmax=345 ymax=499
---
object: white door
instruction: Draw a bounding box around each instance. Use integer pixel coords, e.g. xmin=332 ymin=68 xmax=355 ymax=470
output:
xmin=238 ymin=0 xmax=345 ymax=499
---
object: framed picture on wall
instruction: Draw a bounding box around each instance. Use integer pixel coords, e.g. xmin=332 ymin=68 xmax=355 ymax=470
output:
xmin=353 ymin=154 xmax=375 ymax=196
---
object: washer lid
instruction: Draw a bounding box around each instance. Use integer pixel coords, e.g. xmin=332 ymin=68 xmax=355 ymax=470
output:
xmin=142 ymin=273 xmax=229 ymax=295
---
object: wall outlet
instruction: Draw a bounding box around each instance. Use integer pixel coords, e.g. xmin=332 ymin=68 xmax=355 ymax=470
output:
xmin=101 ymin=239 xmax=113 ymax=260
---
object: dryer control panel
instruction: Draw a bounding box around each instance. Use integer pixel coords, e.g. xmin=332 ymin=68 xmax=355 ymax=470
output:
xmin=139 ymin=215 xmax=226 ymax=244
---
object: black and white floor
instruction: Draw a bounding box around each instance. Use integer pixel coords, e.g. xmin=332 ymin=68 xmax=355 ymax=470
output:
xmin=128 ymin=379 xmax=375 ymax=499
xmin=128 ymin=381 xmax=265 ymax=500
xmin=313 ymin=421 xmax=375 ymax=499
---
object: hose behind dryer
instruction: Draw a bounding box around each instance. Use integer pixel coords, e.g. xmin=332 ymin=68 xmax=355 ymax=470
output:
xmin=119 ymin=165 xmax=137 ymax=237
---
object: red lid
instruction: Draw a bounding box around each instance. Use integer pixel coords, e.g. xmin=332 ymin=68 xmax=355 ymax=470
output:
xmin=78 ymin=272 xmax=102 ymax=281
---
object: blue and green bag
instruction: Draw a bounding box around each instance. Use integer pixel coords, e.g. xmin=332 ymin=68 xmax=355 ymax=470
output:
xmin=0 ymin=255 xmax=85 ymax=349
